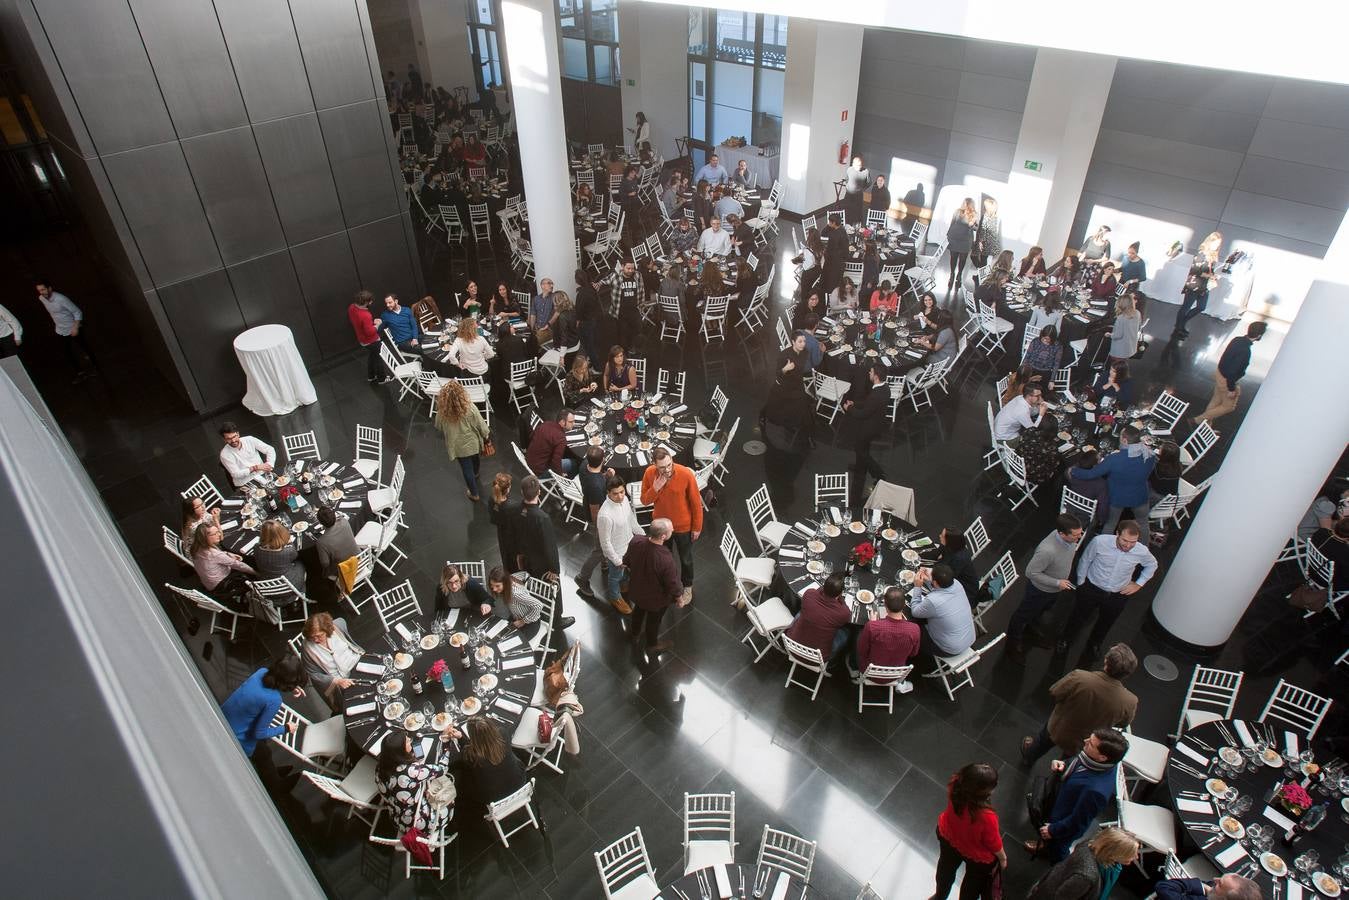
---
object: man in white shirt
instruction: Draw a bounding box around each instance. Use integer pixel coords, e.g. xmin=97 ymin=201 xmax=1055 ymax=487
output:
xmin=0 ymin=302 xmax=21 ymax=358
xmin=908 ymin=564 xmax=975 ymax=658
xmin=218 ymin=421 xmax=277 ymax=487
xmin=993 ymin=383 xmax=1044 ymax=441
xmin=595 ymin=476 xmax=641 ymax=614
xmin=696 ymin=216 xmax=732 ymax=257
xmin=1056 ymin=521 xmax=1158 ymax=660
xmin=36 ymin=279 xmax=97 ymax=380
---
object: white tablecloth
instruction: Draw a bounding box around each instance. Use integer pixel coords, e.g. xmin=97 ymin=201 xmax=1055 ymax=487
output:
xmin=716 ymin=144 xmax=779 ymax=187
xmin=233 ymin=324 xmax=316 ymax=416
xmin=1140 ymin=252 xmax=1251 ymax=321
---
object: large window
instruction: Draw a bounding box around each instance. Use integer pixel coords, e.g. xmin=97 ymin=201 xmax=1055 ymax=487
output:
xmin=687 ymin=9 xmax=785 ymax=148
xmin=557 ymin=0 xmax=620 ymax=85
xmin=468 ymin=0 xmax=505 ymax=91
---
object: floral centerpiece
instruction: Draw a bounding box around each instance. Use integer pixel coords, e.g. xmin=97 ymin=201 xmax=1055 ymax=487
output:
xmin=1278 ymin=782 xmax=1312 ymax=817
xmin=860 ymin=227 xmax=874 ymax=239
xmin=722 ymin=136 xmax=747 ymax=148
xmin=851 ymin=541 xmax=877 ymax=569
xmin=278 ymin=485 xmax=299 ymax=502
xmin=426 ymin=659 xmax=449 ymax=681
xmin=623 ymin=407 xmax=640 ymax=428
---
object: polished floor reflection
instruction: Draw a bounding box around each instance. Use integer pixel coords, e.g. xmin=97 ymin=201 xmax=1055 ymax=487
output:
xmin=39 ymin=239 xmax=1342 ymax=899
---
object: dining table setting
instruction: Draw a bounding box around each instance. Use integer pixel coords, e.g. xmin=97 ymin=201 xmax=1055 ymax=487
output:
xmin=842 ymin=222 xmax=917 ymax=271
xmin=215 ymin=459 xmax=372 ymax=556
xmin=565 ymin=390 xmax=697 ymax=474
xmin=813 ymin=310 xmax=930 ymax=384
xmin=659 ymin=863 xmax=820 ymax=900
xmin=1000 ymin=276 xmax=1110 ymax=347
xmin=1034 ymin=392 xmax=1173 ymax=462
xmin=1166 ymin=718 xmax=1349 ymax=898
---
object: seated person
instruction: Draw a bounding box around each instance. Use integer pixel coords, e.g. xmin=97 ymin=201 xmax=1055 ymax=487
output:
xmin=670 ymin=217 xmax=698 ymax=255
xmin=1089 ymin=360 xmax=1136 ymax=408
xmin=1027 ymin=294 xmax=1064 ymax=334
xmin=379 ymin=293 xmax=421 ymax=351
xmin=434 ymin=562 xmax=494 ymax=614
xmin=218 ymin=422 xmax=276 ymax=487
xmin=1023 ymin=325 xmax=1063 ymax=379
xmin=868 ymin=280 xmax=900 ymax=314
xmin=376 ymin=732 xmax=454 ymax=835
xmin=253 ymin=520 xmax=306 ymax=591
xmin=1000 ymin=364 xmax=1042 ymax=407
xmin=314 ymin=506 xmax=359 ymax=596
xmin=300 ymin=612 xmax=365 ymax=710
xmin=190 ymin=522 xmax=256 ymax=610
xmin=180 ymin=495 xmax=219 ymax=545
xmin=1153 ymin=875 xmax=1261 ymax=900
xmin=525 ymin=408 xmax=576 ymax=476
xmin=728 ymin=214 xmax=754 ymax=256
xmin=1089 ymin=262 xmax=1119 ymax=299
xmin=696 ymin=216 xmax=733 ymax=257
xmin=908 ymin=310 xmax=958 ymax=382
xmin=829 ymin=277 xmax=860 ymax=311
xmin=488 ymin=281 xmax=523 ymax=318
xmin=792 ymin=291 xmax=826 ymax=332
xmin=935 ymin=528 xmax=978 ymax=603
xmin=563 ymin=354 xmax=600 ymax=406
xmin=1018 ymin=246 xmax=1048 ymax=278
xmin=993 ymin=383 xmax=1044 ymax=441
xmin=731 ymin=159 xmax=754 ymax=187
xmin=485 ymin=566 xmax=542 ymax=628
xmin=447 ymin=316 xmax=496 ymax=377
xmin=784 ymin=573 xmax=851 ymax=666
xmin=908 ymin=563 xmax=975 ymax=658
xmin=1312 ymin=518 xmax=1349 ymax=593
xmin=1065 ymin=449 xmax=1110 ymax=530
xmin=1019 ymin=413 xmax=1063 ymax=486
xmin=974 ymin=270 xmax=1010 ymax=308
xmin=853 ymin=587 xmax=921 ymax=685
xmin=454 ymin=719 xmax=526 ymax=815
xmin=602 ymin=346 xmax=639 ymax=394
xmin=713 ymin=188 xmax=743 ymax=221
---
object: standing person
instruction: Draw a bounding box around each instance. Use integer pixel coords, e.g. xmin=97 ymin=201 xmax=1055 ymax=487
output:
xmin=574 ymin=268 xmax=602 ymax=365
xmin=517 ymin=476 xmax=575 ymax=630
xmin=973 ymin=196 xmax=1002 ymax=269
xmin=379 ymin=293 xmax=421 ymax=352
xmin=606 ymin=261 xmax=643 ymax=349
xmin=1107 ymin=293 xmax=1141 ymax=365
xmin=842 ymin=155 xmax=871 ymax=225
xmin=1173 ymin=231 xmax=1222 ymax=337
xmin=796 ymin=228 xmax=824 ymax=303
xmin=869 ymin=174 xmax=892 ymax=218
xmin=434 ymin=379 xmax=490 ymax=502
xmin=528 ymin=276 xmax=557 ymax=340
xmin=640 ymin=446 xmax=702 ymax=604
xmin=931 ymin=763 xmax=1007 ymax=900
xmin=1006 ymin=515 xmax=1084 ymax=662
xmin=841 ymin=364 xmax=889 ymax=505
xmin=573 ymin=448 xmax=618 ymax=602
xmin=1020 ymin=643 xmax=1139 ymax=765
xmin=348 ymin=290 xmax=385 ymax=383
xmin=622 ymin=518 xmax=686 ymax=655
xmin=0 ymin=301 xmax=20 ymax=358
xmin=1026 ymin=729 xmax=1129 ymax=863
xmin=1193 ymin=321 xmax=1266 ymax=430
xmin=1055 ymin=523 xmax=1157 ymax=659
xmin=405 ymin=62 xmax=422 ymax=100
xmin=1080 ymin=225 xmax=1112 ymax=263
xmin=1027 ymin=826 xmax=1140 ymax=900
xmin=627 ymin=110 xmax=651 ymax=152
xmin=219 ymin=657 xmax=308 ymax=794
xmin=218 ymin=422 xmax=276 ymax=487
xmin=784 ymin=573 xmax=852 ymax=665
xmin=1119 ymin=242 xmax=1147 ymax=293
xmin=820 ymin=214 xmax=847 ymax=294
xmin=1069 ymin=426 xmax=1155 ymax=542
xmin=760 ymin=373 xmax=814 ymax=507
xmin=35 ymin=279 xmax=96 ymax=380
xmin=488 ymin=473 xmax=522 ymax=572
xmin=853 ymin=586 xmax=921 ymax=682
xmin=903 ymin=182 xmax=927 ymax=215
xmin=590 ymin=475 xmax=641 ymax=614
xmin=945 ymin=199 xmax=978 ymax=291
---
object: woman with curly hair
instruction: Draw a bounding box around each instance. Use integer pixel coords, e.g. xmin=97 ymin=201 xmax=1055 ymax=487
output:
xmin=435 ymin=379 xmax=490 ymax=501
xmin=447 ymin=315 xmax=494 ymax=377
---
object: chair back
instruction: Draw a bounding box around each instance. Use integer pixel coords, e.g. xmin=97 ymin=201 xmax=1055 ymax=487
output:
xmin=594 ymin=826 xmax=656 ymax=900
xmin=373 ymin=580 xmax=421 ymax=631
xmin=1180 ymin=420 xmax=1219 ymax=472
xmin=355 ymin=424 xmax=383 ymax=473
xmin=1051 ymin=367 xmax=1072 ymax=395
xmin=683 ymin=792 xmax=736 ymax=863
xmin=756 ymin=825 xmax=817 ymax=882
xmin=965 ymin=515 xmax=990 ymax=559
xmin=447 ymin=560 xmax=487 ymax=583
xmin=746 ymin=484 xmax=778 ymax=536
xmin=860 ymin=663 xmax=914 ymax=688
xmin=703 ymin=294 xmax=730 ymax=319
xmin=163 ymin=526 xmax=192 ymax=565
xmin=801 ymin=214 xmax=817 ymax=234
xmin=1060 ymin=486 xmax=1098 ymax=527
xmin=813 ymin=472 xmax=850 ymax=509
xmin=776 ymin=317 xmax=791 ymax=352
xmin=867 ymin=209 xmax=887 ymax=228
xmin=1175 ymin=664 xmax=1243 ymax=736
xmin=719 ymin=525 xmax=745 ymax=573
xmin=182 ymin=474 xmax=226 ymax=510
xmin=1259 ymin=678 xmax=1333 ymax=741
xmin=1150 ymin=390 xmax=1190 ymax=430
xmin=781 ymin=635 xmax=824 ymax=671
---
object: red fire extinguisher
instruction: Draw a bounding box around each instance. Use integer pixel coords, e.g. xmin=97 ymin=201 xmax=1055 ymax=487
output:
xmin=838 ymin=140 xmax=850 ymax=165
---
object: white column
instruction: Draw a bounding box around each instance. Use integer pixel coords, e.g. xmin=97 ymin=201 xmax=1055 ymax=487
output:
xmin=618 ymin=2 xmax=688 ymax=161
xmin=1004 ymin=49 xmax=1115 ymax=259
xmin=779 ymin=19 xmax=863 ymax=214
xmin=411 ymin=0 xmax=478 ymax=96
xmin=1151 ymin=250 xmax=1349 ymax=645
xmin=500 ymin=0 xmax=577 ymax=294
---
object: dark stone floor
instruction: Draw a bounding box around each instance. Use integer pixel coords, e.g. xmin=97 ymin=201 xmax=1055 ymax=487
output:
xmin=20 ymin=229 xmax=1345 ymax=899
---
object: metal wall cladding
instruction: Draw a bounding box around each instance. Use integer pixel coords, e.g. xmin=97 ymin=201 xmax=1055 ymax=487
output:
xmin=128 ymin=0 xmax=248 ymax=138
xmin=252 ymin=113 xmax=346 ymax=245
xmin=224 ymin=250 xmax=321 ymax=363
xmin=181 ymin=127 xmax=286 ymax=265
xmin=101 ymin=142 xmax=223 ymax=286
xmin=287 ymin=0 xmax=378 ymax=111
xmin=319 ymin=100 xmax=400 ymax=227
xmin=214 ymin=0 xmax=314 ymax=124
xmin=290 ymin=232 xmax=362 ymax=359
xmin=157 ymin=269 xmax=248 ymax=410
xmin=349 ymin=214 xmax=418 ymax=300
xmin=0 ymin=1 xmax=94 ymax=156
xmin=31 ymin=0 xmax=175 ymax=155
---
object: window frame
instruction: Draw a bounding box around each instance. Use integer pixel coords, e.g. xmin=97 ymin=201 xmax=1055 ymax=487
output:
xmin=687 ymin=9 xmax=784 ymax=148
xmin=556 ymin=0 xmax=621 ymax=86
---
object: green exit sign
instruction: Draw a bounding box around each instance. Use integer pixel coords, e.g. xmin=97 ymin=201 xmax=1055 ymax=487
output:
xmin=1024 ymin=159 xmax=1043 ymax=172
xmin=625 ymin=78 xmax=636 ymax=87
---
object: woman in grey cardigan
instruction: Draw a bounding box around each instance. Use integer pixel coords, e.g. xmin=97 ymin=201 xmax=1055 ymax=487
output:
xmin=1028 ymin=827 xmax=1139 ymax=900
xmin=1107 ymin=293 xmax=1142 ymax=364
xmin=300 ymin=612 xmax=365 ymax=711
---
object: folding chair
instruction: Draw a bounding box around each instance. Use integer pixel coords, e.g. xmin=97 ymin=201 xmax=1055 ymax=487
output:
xmin=1051 ymin=367 xmax=1073 ymax=396
xmin=654 ymin=368 xmax=686 ymax=403
xmin=720 ymin=525 xmax=776 ymax=608
xmin=972 ymin=551 xmax=1017 ymax=633
xmin=1116 ymin=765 xmax=1178 ymax=865
xmin=657 ymin=294 xmax=685 ymax=343
xmin=756 ymin=825 xmax=817 ymax=882
xmin=352 ymin=425 xmax=384 ymax=485
xmin=1060 ymin=485 xmax=1099 ymax=532
xmin=886 ymin=375 xmax=906 ymax=422
xmin=1147 ymin=390 xmax=1190 ymax=437
xmin=1121 ymin=724 xmax=1171 ymax=798
xmin=181 ymin=474 xmax=226 ymax=511
xmin=1171 ymin=664 xmax=1243 ymax=738
xmin=683 ymin=793 xmax=736 ymax=875
xmin=302 ymin=756 xmax=379 ymax=825
xmin=857 ymin=663 xmax=915 ymax=713
xmin=998 ymin=447 xmax=1039 ymax=511
xmin=1297 ymin=540 xmax=1346 ymax=618
xmin=249 ymin=577 xmax=311 ymax=632
xmin=162 ymin=526 xmax=192 ymax=567
xmin=340 ymin=545 xmax=377 ymax=617
xmin=776 ymin=317 xmax=791 ymax=352
xmin=418 ymin=369 xmax=450 ymax=417
xmin=511 ymin=707 xmax=567 ymax=774
xmin=280 ymin=431 xmax=320 ymax=463
xmin=485 ymin=778 xmax=541 ymax=848
xmin=964 ymin=515 xmax=990 ymax=559
xmin=507 ymin=359 xmax=539 ymax=413
xmin=1178 ymin=420 xmax=1218 ymax=473
xmin=164 ymin=583 xmax=252 ymax=641
xmin=740 ymin=593 xmax=794 ymax=663
xmin=922 ymin=633 xmax=1006 ymax=700
xmin=782 ymin=635 xmax=828 ymax=701
xmin=355 ymin=500 xmax=408 ymax=574
xmin=1258 ymin=678 xmax=1333 ymax=741
xmin=371 ymin=579 xmax=421 ymax=633
xmin=594 ymin=826 xmax=660 ymax=900
xmin=810 ymin=371 xmax=848 ymax=424
xmin=866 ymin=209 xmax=887 ymax=228
xmin=268 ymin=703 xmax=347 ymax=777
xmin=469 ymin=202 xmax=492 ymax=245
xmin=813 ymin=473 xmax=849 ymax=509
xmin=439 ymin=205 xmax=465 ymax=245
xmin=701 ymin=294 xmax=731 ymax=342
xmin=367 ymin=455 xmax=405 ymax=519
xmin=380 ymin=344 xmax=422 ymax=401
xmin=555 ymin=474 xmax=590 ymax=530
xmin=698 ymin=386 xmax=729 ymax=437
xmin=746 ymin=484 xmax=791 ymax=552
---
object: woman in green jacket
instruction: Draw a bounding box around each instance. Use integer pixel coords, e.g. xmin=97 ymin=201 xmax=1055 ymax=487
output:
xmin=435 ymin=379 xmax=490 ymax=501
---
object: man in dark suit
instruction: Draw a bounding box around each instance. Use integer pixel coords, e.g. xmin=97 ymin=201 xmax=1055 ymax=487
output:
xmin=622 ymin=518 xmax=686 ymax=657
xmin=842 ymin=364 xmax=890 ymax=504
xmin=517 ymin=476 xmax=575 ymax=631
xmin=820 ymin=213 xmax=847 ymax=294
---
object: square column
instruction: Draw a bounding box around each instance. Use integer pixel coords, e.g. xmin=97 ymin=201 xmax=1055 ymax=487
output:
xmin=618 ymin=2 xmax=688 ymax=161
xmin=410 ymin=0 xmax=479 ymax=96
xmin=779 ymin=20 xmax=863 ymax=214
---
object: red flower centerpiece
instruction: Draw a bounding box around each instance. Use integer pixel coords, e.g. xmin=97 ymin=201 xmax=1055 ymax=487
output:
xmin=623 ymin=407 xmax=640 ymax=427
xmin=1279 ymin=782 xmax=1312 ymax=816
xmin=278 ymin=485 xmax=299 ymax=501
xmin=852 ymin=541 xmax=877 ymax=569
xmin=426 ymin=659 xmax=449 ymax=681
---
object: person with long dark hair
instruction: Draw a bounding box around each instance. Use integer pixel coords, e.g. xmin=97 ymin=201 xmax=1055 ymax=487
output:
xmin=376 ymin=730 xmax=455 ymax=834
xmin=220 ymin=656 xmax=309 ymax=793
xmin=489 ymin=473 xmax=522 ymax=571
xmin=932 ymin=763 xmax=1007 ymax=899
xmin=180 ymin=495 xmax=218 ymax=545
xmin=455 ymin=719 xmax=527 ymax=814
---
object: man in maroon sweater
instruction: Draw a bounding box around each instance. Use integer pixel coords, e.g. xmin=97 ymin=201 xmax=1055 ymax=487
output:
xmin=852 ymin=586 xmax=921 ymax=690
xmin=784 ymin=573 xmax=851 ymax=666
xmin=622 ymin=518 xmax=687 ymax=656
xmin=526 ymin=409 xmax=576 ymax=476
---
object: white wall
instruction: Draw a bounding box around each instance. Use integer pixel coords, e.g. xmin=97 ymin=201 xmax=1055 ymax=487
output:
xmin=618 ymin=1 xmax=688 ymax=160
xmin=780 ymin=18 xmax=862 ymax=213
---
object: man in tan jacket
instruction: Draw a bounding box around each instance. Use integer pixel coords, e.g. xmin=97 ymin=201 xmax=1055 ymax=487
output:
xmin=1020 ymin=643 xmax=1138 ymax=765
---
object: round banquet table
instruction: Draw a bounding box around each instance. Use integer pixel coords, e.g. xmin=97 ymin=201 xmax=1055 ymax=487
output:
xmin=423 ymin=313 xmax=535 ymax=372
xmin=659 ymin=863 xmax=821 ymax=900
xmin=233 ymin=324 xmax=317 ymax=416
xmin=773 ymin=504 xmax=939 ymax=614
xmin=565 ymin=394 xmax=697 ymax=475
xmin=842 ymin=224 xmax=917 ymax=273
xmin=1033 ymin=395 xmax=1186 ymax=466
xmin=999 ymin=279 xmax=1108 ymax=350
xmin=341 ymin=609 xmax=540 ymax=758
xmin=214 ymin=459 xmax=372 ymax=556
xmin=813 ymin=311 xmax=930 ymax=387
xmin=1165 ymin=718 xmax=1349 ymax=898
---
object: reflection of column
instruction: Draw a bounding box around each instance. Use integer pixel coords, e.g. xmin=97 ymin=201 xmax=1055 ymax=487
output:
xmin=1151 ymin=282 xmax=1349 ymax=647
xmin=779 ymin=20 xmax=862 ymax=214
xmin=1006 ymin=50 xmax=1115 ymax=259
xmin=411 ymin=0 xmax=477 ymax=95
xmin=500 ymin=0 xmax=576 ymax=294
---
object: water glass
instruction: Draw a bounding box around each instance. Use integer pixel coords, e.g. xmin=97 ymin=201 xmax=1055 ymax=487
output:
xmin=1295 ymin=850 xmax=1319 ymax=874
xmin=381 ymin=653 xmax=394 ymax=673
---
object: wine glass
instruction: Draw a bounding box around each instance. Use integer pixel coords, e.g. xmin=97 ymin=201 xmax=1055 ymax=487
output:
xmin=381 ymin=653 xmax=394 ymax=673
xmin=1295 ymin=850 xmax=1319 ymax=876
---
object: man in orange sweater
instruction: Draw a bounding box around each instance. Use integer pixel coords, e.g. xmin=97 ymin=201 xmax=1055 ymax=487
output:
xmin=641 ymin=446 xmax=702 ymax=603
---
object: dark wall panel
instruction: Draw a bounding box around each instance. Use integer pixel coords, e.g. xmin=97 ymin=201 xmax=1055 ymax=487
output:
xmin=181 ymin=127 xmax=286 ymax=265
xmin=101 ymin=143 xmax=223 ymax=286
xmin=214 ymin=0 xmax=314 ymax=124
xmin=349 ymin=214 xmax=418 ymax=300
xmin=129 ymin=0 xmax=248 ymax=138
xmin=288 ymin=0 xmax=377 ymax=111
xmin=225 ymin=250 xmax=320 ymax=363
xmin=291 ymin=233 xmax=361 ymax=358
xmin=320 ymin=100 xmax=400 ymax=227
xmin=31 ymin=0 xmax=176 ymax=155
xmin=158 ymin=270 xmax=247 ymax=409
xmin=253 ymin=113 xmax=345 ymax=245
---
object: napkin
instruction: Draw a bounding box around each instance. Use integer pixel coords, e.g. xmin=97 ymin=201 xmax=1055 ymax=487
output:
xmin=1072 ymin=314 xmax=1090 ymax=322
xmin=668 ymin=404 xmax=688 ymax=415
xmin=220 ymin=519 xmax=240 ymax=532
xmin=849 ymin=353 xmax=857 ymax=365
xmin=713 ymin=865 xmax=733 ymax=899
xmin=778 ymin=547 xmax=805 ymax=560
xmin=501 ymin=654 xmax=534 ymax=671
xmin=240 ymin=536 xmax=261 ymax=554
xmin=394 ymin=622 xmax=414 ymax=642
xmin=803 ymin=581 xmax=820 ymax=594
xmin=346 ymin=701 xmax=377 ymax=716
xmin=1057 ymin=442 xmax=1076 ymax=454
xmin=592 ymin=397 xmax=606 ymax=409
xmin=674 ymin=424 xmax=696 ymax=435
xmin=482 ymin=618 xmax=508 ymax=639
xmin=1214 ymin=843 xmax=1248 ymax=867
xmin=1174 ymin=742 xmax=1210 ymax=766
xmin=342 ymin=478 xmax=363 ymax=489
xmin=339 ymin=500 xmax=361 ymax=510
xmin=322 ymin=462 xmax=341 ymax=475
xmin=573 ymin=412 xmax=589 ymax=424
xmin=221 ymin=498 xmax=244 ymax=507
xmin=904 ymin=349 xmax=924 ymax=358
xmin=1284 ymin=731 xmax=1299 ymax=757
xmin=1287 ymin=881 xmax=1304 ymax=900
xmin=443 ymin=608 xmax=460 ymax=628
xmin=659 ymin=443 xmax=675 ymax=456
xmin=792 ymin=521 xmax=814 ymax=537
xmin=770 ymin=872 xmax=790 ymax=900
xmin=827 ymin=507 xmax=843 ymax=524
xmin=497 ymin=633 xmax=523 ymax=652
xmin=1177 ymin=797 xmax=1215 ymax=815
xmin=294 ymin=460 xmax=306 ymax=474
xmin=420 ymin=737 xmax=434 ymax=759
xmin=1263 ymin=805 xmax=1297 ymax=831
xmin=636 ymin=451 xmax=650 ymax=467
xmin=355 ymin=661 xmax=384 ymax=675
xmin=495 ymin=697 xmax=524 ymax=714
xmin=1232 ymin=720 xmax=1255 ymax=748
xmin=829 ymin=347 xmax=845 ymax=357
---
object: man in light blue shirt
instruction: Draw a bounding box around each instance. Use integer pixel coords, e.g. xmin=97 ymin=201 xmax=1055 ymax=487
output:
xmin=908 ymin=563 xmax=975 ymax=657
xmin=378 ymin=293 xmax=420 ymax=352
xmin=693 ymin=153 xmax=729 ymax=186
xmin=713 ymin=190 xmax=743 ymax=221
xmin=36 ymin=279 xmax=97 ymax=380
xmin=529 ymin=277 xmax=557 ymax=334
xmin=1056 ymin=521 xmax=1158 ymax=659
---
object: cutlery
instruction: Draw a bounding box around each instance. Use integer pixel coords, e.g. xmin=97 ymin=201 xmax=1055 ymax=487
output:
xmin=1188 ymin=735 xmax=1214 ymax=751
xmin=1202 ymin=835 xmax=1223 ymax=849
xmin=1178 ymin=790 xmax=1207 ymax=798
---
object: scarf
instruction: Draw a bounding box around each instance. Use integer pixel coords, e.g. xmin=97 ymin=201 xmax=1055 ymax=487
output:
xmin=1124 ymin=441 xmax=1153 ymax=460
xmin=1066 ymin=750 xmax=1112 ymax=779
xmin=1097 ymin=861 xmax=1121 ymax=899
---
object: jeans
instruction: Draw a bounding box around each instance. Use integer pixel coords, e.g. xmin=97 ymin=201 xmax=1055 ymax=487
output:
xmin=630 ymin=604 xmax=667 ymax=647
xmin=456 ymin=454 xmax=482 ymax=497
xmin=557 ymin=457 xmax=578 ymax=477
xmin=1176 ymin=290 xmax=1208 ymax=330
xmin=605 ymin=563 xmax=626 ymax=601
xmin=1007 ymin=582 xmax=1063 ymax=642
xmin=1060 ymin=579 xmax=1130 ymax=653
xmin=670 ymin=530 xmax=694 ymax=589
xmin=363 ymin=340 xmax=382 ymax=380
xmin=932 ymin=829 xmax=998 ymax=900
xmin=1103 ymin=501 xmax=1150 ymax=544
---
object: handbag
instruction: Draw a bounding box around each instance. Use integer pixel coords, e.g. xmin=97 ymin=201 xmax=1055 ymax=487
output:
xmin=1289 ymin=583 xmax=1327 ymax=613
xmin=1026 ymin=765 xmax=1063 ymax=829
xmin=482 ymin=438 xmax=496 ymax=457
xmin=535 ymin=325 xmax=553 ymax=345
xmin=537 ymin=709 xmax=554 ymax=743
xmin=426 ymin=774 xmax=457 ymax=810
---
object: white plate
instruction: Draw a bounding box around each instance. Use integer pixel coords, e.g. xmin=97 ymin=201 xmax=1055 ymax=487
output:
xmin=403 ymin=713 xmax=426 ymax=731
xmin=383 ymin=701 xmax=407 ymax=720
xmin=1261 ymin=748 xmax=1284 ymax=767
xmin=822 ymin=524 xmax=841 ymax=538
xmin=475 ymin=645 xmax=495 ymax=661
xmin=899 ymin=570 xmax=916 ymax=584
xmin=1314 ymin=872 xmax=1342 ymax=897
xmin=393 ymin=652 xmax=414 ymax=670
xmin=328 ymin=489 xmax=344 ymax=501
xmin=613 ymin=444 xmax=629 ymax=454
xmin=1218 ymin=747 xmax=1243 ymax=766
xmin=432 ymin=712 xmax=455 ymax=732
xmin=291 ymin=521 xmax=308 ymax=533
xmin=848 ymin=522 xmax=866 ymax=534
xmin=902 ymin=548 xmax=920 ymax=563
xmin=881 ymin=528 xmax=899 ymax=542
xmin=630 ymin=399 xmax=644 ymax=409
xmin=274 ymin=475 xmax=291 ymax=487
xmin=656 ymin=431 xmax=670 ymax=440
xmin=381 ymin=678 xmax=403 ymax=695
xmin=856 ymin=589 xmax=875 ymax=604
xmin=806 ymin=560 xmax=825 ymax=574
xmin=460 ymin=696 xmax=481 ymax=715
xmin=478 ymin=673 xmax=498 ymax=691
xmin=1259 ymin=852 xmax=1287 ymax=877
xmin=1218 ymin=816 xmax=1245 ymax=839
xmin=660 ymin=415 xmax=674 ymax=424
xmin=610 ymin=401 xmax=623 ymax=410
xmin=420 ymin=633 xmax=441 ymax=650
xmin=806 ymin=540 xmax=826 ymax=554
xmin=589 ymin=436 xmax=603 ymax=446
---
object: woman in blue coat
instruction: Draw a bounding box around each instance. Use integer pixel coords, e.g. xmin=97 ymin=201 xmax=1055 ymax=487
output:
xmin=220 ymin=656 xmax=309 ymax=793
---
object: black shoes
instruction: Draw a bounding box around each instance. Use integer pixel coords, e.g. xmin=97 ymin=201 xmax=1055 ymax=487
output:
xmin=559 ymin=616 xmax=576 ymax=630
xmin=573 ymin=576 xmax=596 ymax=600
